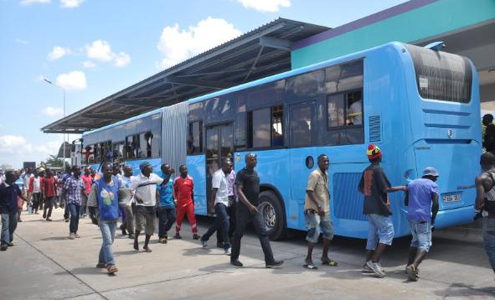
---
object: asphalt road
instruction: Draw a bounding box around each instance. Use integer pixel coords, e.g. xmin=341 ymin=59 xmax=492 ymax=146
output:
xmin=0 ymin=209 xmax=494 ymax=300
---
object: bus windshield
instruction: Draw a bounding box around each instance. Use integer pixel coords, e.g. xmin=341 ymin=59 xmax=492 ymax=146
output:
xmin=405 ymin=44 xmax=472 ymax=104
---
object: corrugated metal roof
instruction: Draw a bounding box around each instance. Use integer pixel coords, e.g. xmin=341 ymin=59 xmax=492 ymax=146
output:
xmin=42 ymin=18 xmax=329 ymax=134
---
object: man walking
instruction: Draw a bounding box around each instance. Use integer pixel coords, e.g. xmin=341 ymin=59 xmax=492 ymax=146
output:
xmin=217 ymin=163 xmax=236 ymax=248
xmin=88 ymin=163 xmax=123 ymax=275
xmin=358 ymin=144 xmax=406 ymax=278
xmin=157 ymin=164 xmax=176 ymax=244
xmin=29 ymin=169 xmax=42 ymax=215
xmin=42 ymin=169 xmax=57 ymax=221
xmin=173 ymin=165 xmax=200 ymax=240
xmin=63 ymin=166 xmax=85 ymax=239
xmin=60 ymin=166 xmax=72 ymax=222
xmin=81 ymin=168 xmax=93 ymax=218
xmin=230 ymin=153 xmax=284 ymax=268
xmin=130 ymin=162 xmax=164 ymax=252
xmin=404 ymin=167 xmax=439 ymax=281
xmin=0 ymin=171 xmax=27 ymax=251
xmin=201 ymin=159 xmax=233 ymax=255
xmin=303 ymin=154 xmax=337 ymax=269
xmin=475 ymin=152 xmax=495 ymax=276
xmin=119 ymin=165 xmax=135 ymax=239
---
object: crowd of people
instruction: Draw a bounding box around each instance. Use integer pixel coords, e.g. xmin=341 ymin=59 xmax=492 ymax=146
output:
xmin=0 ymin=141 xmax=493 ymax=281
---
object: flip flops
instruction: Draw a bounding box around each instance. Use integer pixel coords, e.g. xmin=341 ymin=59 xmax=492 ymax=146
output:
xmin=321 ymin=259 xmax=338 ymax=267
xmin=303 ymin=262 xmax=318 ymax=270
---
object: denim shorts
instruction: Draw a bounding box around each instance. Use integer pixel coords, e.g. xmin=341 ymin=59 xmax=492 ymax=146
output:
xmin=409 ymin=220 xmax=432 ymax=252
xmin=366 ymin=214 xmax=394 ymax=250
xmin=305 ymin=211 xmax=334 ymax=243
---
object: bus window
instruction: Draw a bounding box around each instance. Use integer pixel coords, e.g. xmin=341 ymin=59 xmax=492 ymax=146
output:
xmin=136 ymin=132 xmax=152 ymax=158
xmin=347 ymin=91 xmax=363 ymax=126
xmin=327 ymin=90 xmax=364 ymax=145
xmin=290 ymin=105 xmax=312 ymax=147
xmin=188 ymin=121 xmax=203 ymax=155
xmin=125 ymin=136 xmax=136 ymax=160
xmin=248 ymin=108 xmax=271 ymax=148
xmin=86 ymin=145 xmax=95 ymax=164
xmin=272 ymin=105 xmax=284 ymax=146
xmin=113 ymin=142 xmax=124 ymax=162
xmin=327 ymin=94 xmax=345 ymax=128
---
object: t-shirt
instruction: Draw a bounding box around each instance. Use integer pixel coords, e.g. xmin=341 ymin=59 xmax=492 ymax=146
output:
xmin=407 ymin=178 xmax=438 ymax=222
xmin=358 ymin=164 xmax=392 ymax=216
xmin=81 ymin=174 xmax=93 ymax=195
xmin=130 ymin=173 xmax=163 ymax=207
xmin=304 ymin=168 xmax=330 ymax=214
xmin=119 ymin=175 xmax=134 ymax=205
xmin=0 ymin=182 xmax=22 ymax=214
xmin=43 ymin=176 xmax=57 ymax=198
xmin=158 ymin=178 xmax=174 ymax=208
xmin=235 ymin=168 xmax=260 ymax=206
xmin=173 ymin=176 xmax=194 ymax=205
xmin=212 ymin=169 xmax=229 ymax=206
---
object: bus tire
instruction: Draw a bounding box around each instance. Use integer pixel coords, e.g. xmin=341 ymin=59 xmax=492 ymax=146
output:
xmin=258 ymin=191 xmax=286 ymax=241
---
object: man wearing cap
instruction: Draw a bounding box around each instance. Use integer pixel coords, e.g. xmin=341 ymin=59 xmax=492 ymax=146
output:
xmin=358 ymin=144 xmax=406 ymax=278
xmin=130 ymin=161 xmax=165 ymax=252
xmin=404 ymin=167 xmax=439 ymax=281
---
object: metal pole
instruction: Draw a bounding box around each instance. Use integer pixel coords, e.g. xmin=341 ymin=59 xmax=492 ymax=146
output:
xmin=63 ymin=88 xmax=66 ymax=166
xmin=43 ymin=78 xmax=67 ymax=167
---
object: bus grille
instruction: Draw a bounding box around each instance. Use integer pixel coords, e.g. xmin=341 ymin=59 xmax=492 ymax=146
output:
xmin=369 ymin=115 xmax=382 ymax=143
xmin=333 ymin=173 xmax=367 ymax=221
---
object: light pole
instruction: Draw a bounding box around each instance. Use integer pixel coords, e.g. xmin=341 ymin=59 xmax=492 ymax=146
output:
xmin=43 ymin=78 xmax=67 ymax=166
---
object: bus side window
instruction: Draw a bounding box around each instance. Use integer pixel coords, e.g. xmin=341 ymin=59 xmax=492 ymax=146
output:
xmin=272 ymin=105 xmax=284 ymax=146
xmin=125 ymin=136 xmax=135 ymax=160
xmin=347 ymin=91 xmax=363 ymax=126
xmin=290 ymin=105 xmax=312 ymax=147
xmin=188 ymin=121 xmax=203 ymax=155
xmin=136 ymin=132 xmax=152 ymax=158
xmin=248 ymin=108 xmax=271 ymax=148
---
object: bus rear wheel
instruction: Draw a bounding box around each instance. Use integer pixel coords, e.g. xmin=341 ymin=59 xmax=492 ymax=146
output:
xmin=258 ymin=191 xmax=286 ymax=241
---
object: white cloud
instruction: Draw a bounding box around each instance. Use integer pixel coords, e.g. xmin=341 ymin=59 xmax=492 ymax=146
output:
xmin=0 ymin=124 xmax=4 ymax=130
xmin=82 ymin=60 xmax=97 ymax=68
xmin=114 ymin=52 xmax=130 ymax=67
xmin=157 ymin=17 xmax=242 ymax=69
xmin=85 ymin=40 xmax=131 ymax=67
xmin=55 ymin=71 xmax=87 ymax=91
xmin=42 ymin=106 xmax=63 ymax=117
xmin=15 ymin=38 xmax=29 ymax=45
xmin=232 ymin=0 xmax=291 ymax=12
xmin=60 ymin=0 xmax=84 ymax=8
xmin=48 ymin=46 xmax=71 ymax=60
xmin=20 ymin=0 xmax=51 ymax=5
xmin=0 ymin=135 xmax=62 ymax=168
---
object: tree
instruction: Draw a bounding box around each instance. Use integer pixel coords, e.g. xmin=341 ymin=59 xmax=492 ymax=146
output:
xmin=45 ymin=155 xmax=64 ymax=167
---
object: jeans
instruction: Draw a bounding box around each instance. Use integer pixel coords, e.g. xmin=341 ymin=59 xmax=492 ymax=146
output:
xmin=202 ymin=203 xmax=230 ymax=249
xmin=409 ymin=220 xmax=432 ymax=252
xmin=158 ymin=207 xmax=176 ymax=238
xmin=231 ymin=204 xmax=275 ymax=264
xmin=366 ymin=214 xmax=394 ymax=250
xmin=99 ymin=221 xmax=117 ymax=265
xmin=43 ymin=197 xmax=55 ymax=219
xmin=483 ymin=217 xmax=495 ymax=274
xmin=305 ymin=211 xmax=334 ymax=243
xmin=32 ymin=193 xmax=41 ymax=213
xmin=1 ymin=212 xmax=18 ymax=244
xmin=63 ymin=195 xmax=70 ymax=220
xmin=68 ymin=203 xmax=81 ymax=234
xmin=80 ymin=193 xmax=88 ymax=216
xmin=217 ymin=197 xmax=236 ymax=245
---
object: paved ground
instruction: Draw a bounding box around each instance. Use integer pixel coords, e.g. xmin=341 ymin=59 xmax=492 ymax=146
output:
xmin=1 ymin=208 xmax=494 ymax=300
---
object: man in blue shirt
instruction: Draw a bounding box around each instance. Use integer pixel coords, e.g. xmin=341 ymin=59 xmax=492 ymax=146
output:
xmin=0 ymin=170 xmax=27 ymax=251
xmin=404 ymin=167 xmax=439 ymax=281
xmin=157 ymin=164 xmax=176 ymax=244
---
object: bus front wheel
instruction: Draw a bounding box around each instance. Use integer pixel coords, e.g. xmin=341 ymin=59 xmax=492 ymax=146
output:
xmin=258 ymin=191 xmax=286 ymax=241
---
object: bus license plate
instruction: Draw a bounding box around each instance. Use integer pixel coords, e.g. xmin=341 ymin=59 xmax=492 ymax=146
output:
xmin=443 ymin=194 xmax=461 ymax=203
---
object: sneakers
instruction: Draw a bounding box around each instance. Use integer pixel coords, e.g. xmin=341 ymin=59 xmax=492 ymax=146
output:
xmin=0 ymin=244 xmax=7 ymax=251
xmin=200 ymin=238 xmax=208 ymax=248
xmin=365 ymin=260 xmax=386 ymax=278
xmin=174 ymin=233 xmax=182 ymax=239
xmin=96 ymin=262 xmax=107 ymax=268
xmin=74 ymin=234 xmax=81 ymax=238
xmin=107 ymin=264 xmax=118 ymax=275
xmin=46 ymin=218 xmax=52 ymax=222
xmin=65 ymin=218 xmax=69 ymax=223
xmin=69 ymin=233 xmax=76 ymax=240
xmin=193 ymin=234 xmax=201 ymax=240
xmin=230 ymin=259 xmax=243 ymax=267
xmin=362 ymin=263 xmax=374 ymax=273
xmin=225 ymin=248 xmax=232 ymax=256
xmin=266 ymin=260 xmax=284 ymax=269
xmin=7 ymin=242 xmax=14 ymax=247
xmin=406 ymin=264 xmax=419 ymax=281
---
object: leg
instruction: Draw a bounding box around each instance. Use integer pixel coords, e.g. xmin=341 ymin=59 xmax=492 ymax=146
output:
xmin=8 ymin=212 xmax=18 ymax=243
xmin=483 ymin=218 xmax=495 ymax=274
xmin=413 ymin=222 xmax=432 ymax=268
xmin=252 ymin=210 xmax=275 ymax=264
xmin=99 ymin=222 xmax=115 ymax=265
xmin=64 ymin=196 xmax=70 ymax=220
xmin=1 ymin=213 xmax=10 ymax=247
xmin=371 ymin=215 xmax=394 ymax=263
xmin=231 ymin=207 xmax=250 ymax=262
xmin=68 ymin=204 xmax=77 ymax=234
xmin=125 ymin=205 xmax=134 ymax=236
xmin=157 ymin=208 xmax=165 ymax=238
xmin=163 ymin=207 xmax=176 ymax=235
xmin=134 ymin=207 xmax=145 ymax=250
xmin=74 ymin=205 xmax=81 ymax=234
xmin=175 ymin=204 xmax=186 ymax=235
xmin=217 ymin=204 xmax=231 ymax=250
xmin=185 ymin=203 xmax=198 ymax=234
xmin=304 ymin=211 xmax=320 ymax=265
xmin=46 ymin=197 xmax=54 ymax=219
xmin=365 ymin=215 xmax=379 ymax=262
xmin=143 ymin=207 xmax=155 ymax=251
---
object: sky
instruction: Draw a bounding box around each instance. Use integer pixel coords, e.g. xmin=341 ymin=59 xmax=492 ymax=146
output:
xmin=0 ymin=0 xmax=407 ymax=169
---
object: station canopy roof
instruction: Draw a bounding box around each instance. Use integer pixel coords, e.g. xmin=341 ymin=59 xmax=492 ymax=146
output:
xmin=42 ymin=18 xmax=329 ymax=134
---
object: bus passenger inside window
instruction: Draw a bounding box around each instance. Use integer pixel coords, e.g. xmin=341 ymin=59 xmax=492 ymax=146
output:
xmin=144 ymin=132 xmax=153 ymax=158
xmin=272 ymin=105 xmax=284 ymax=146
xmin=347 ymin=91 xmax=363 ymax=126
xmin=125 ymin=137 xmax=135 ymax=160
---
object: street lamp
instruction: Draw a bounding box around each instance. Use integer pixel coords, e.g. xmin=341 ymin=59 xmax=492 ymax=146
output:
xmin=43 ymin=78 xmax=67 ymax=166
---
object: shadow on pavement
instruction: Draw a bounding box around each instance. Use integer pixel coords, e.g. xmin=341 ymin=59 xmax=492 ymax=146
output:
xmin=434 ymin=282 xmax=495 ymax=298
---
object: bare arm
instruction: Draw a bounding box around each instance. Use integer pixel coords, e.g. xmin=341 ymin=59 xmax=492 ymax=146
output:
xmin=431 ymin=193 xmax=439 ymax=225
xmin=210 ymin=188 xmax=218 ymax=214
xmin=475 ymin=174 xmax=489 ymax=211
xmin=385 ymin=186 xmax=407 ymax=193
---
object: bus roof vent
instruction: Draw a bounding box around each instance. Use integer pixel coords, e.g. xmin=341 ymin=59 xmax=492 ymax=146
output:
xmin=369 ymin=115 xmax=382 ymax=143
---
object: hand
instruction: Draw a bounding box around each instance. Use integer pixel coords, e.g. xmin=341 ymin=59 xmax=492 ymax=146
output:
xmin=249 ymin=205 xmax=259 ymax=214
xmin=168 ymin=169 xmax=175 ymax=175
xmin=317 ymin=207 xmax=325 ymax=216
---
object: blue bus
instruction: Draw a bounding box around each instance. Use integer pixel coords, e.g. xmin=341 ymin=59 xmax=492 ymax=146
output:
xmin=81 ymin=42 xmax=481 ymax=240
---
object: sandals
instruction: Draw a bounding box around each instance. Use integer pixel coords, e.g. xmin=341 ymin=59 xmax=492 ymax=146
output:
xmin=303 ymin=262 xmax=318 ymax=270
xmin=107 ymin=264 xmax=118 ymax=275
xmin=321 ymin=259 xmax=338 ymax=267
xmin=96 ymin=262 xmax=106 ymax=268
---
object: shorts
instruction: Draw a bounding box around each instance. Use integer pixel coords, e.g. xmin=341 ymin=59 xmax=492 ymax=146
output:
xmin=366 ymin=214 xmax=394 ymax=250
xmin=304 ymin=210 xmax=334 ymax=243
xmin=409 ymin=220 xmax=432 ymax=252
xmin=135 ymin=206 xmax=156 ymax=236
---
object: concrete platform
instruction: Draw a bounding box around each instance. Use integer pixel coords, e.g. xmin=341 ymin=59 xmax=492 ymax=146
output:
xmin=1 ymin=208 xmax=494 ymax=300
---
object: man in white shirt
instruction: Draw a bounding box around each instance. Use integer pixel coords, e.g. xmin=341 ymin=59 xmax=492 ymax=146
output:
xmin=348 ymin=99 xmax=362 ymax=126
xmin=200 ymin=159 xmax=233 ymax=255
xmin=130 ymin=161 xmax=164 ymax=253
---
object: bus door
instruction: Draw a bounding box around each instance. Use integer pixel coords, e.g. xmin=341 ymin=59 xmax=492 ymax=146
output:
xmin=288 ymin=101 xmax=317 ymax=224
xmin=205 ymin=123 xmax=234 ymax=216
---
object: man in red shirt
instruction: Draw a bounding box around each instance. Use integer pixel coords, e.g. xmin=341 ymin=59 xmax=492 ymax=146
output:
xmin=173 ymin=165 xmax=199 ymax=240
xmin=42 ymin=169 xmax=57 ymax=221
xmin=81 ymin=168 xmax=93 ymax=218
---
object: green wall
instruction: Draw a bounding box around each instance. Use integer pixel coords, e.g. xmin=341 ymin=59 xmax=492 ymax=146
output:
xmin=292 ymin=0 xmax=495 ymax=69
